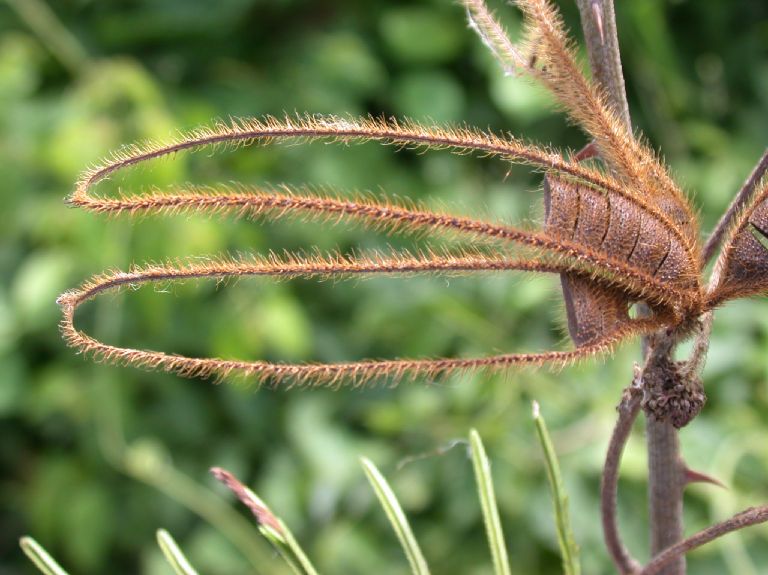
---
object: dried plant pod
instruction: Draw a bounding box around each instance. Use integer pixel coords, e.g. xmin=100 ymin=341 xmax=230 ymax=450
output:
xmin=56 ymin=0 xmax=718 ymax=387
xmin=543 ymin=175 xmax=698 ymax=345
xmin=67 ymin=114 xmax=705 ymax=308
xmin=56 ymin=249 xmax=671 ymax=387
xmin=710 ymin=183 xmax=768 ymax=304
xmin=48 ymin=1 xmax=768 ymax=565
xmin=559 ymin=276 xmax=630 ymax=347
xmin=465 ymin=0 xmax=698 ymax=248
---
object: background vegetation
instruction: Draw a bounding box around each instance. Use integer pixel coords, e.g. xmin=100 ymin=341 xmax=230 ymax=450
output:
xmin=1 ymin=0 xmax=767 ymax=573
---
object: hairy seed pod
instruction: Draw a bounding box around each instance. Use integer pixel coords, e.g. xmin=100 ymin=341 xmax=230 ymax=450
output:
xmin=716 ymin=192 xmax=768 ymax=300
xmin=544 ymin=175 xmax=695 ymax=345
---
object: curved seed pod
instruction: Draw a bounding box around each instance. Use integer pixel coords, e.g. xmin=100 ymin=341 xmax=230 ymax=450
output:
xmin=70 ymin=114 xmax=690 ymax=269
xmin=55 ymin=0 xmax=713 ymax=386
xmin=544 ymin=175 xmax=698 ymax=345
xmin=544 ymin=175 xmax=696 ymax=287
xmin=559 ymin=276 xmax=630 ymax=347
xmin=710 ymin=184 xmax=768 ymax=304
xmin=56 ymin=250 xmax=666 ymax=388
xmin=56 ymin=111 xmax=699 ymax=385
xmin=463 ymin=0 xmax=699 ymax=248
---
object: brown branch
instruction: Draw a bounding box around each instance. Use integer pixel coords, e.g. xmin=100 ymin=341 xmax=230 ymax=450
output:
xmin=701 ymin=149 xmax=768 ymax=265
xmin=572 ymin=2 xmax=677 ymax=572
xmin=75 ymin=182 xmax=549 ymax=246
xmin=601 ymin=367 xmax=643 ymax=574
xmin=575 ymin=3 xmax=707 ymax=573
xmin=636 ymin=329 xmax=687 ymax=575
xmin=638 ymin=506 xmax=768 ymax=575
xmin=463 ymin=0 xmax=525 ymax=76
xmin=58 ymin=294 xmax=657 ymax=388
xmin=575 ymin=0 xmax=631 ymax=131
xmin=645 ymin=414 xmax=685 ymax=574
xmin=680 ymin=311 xmax=712 ymax=379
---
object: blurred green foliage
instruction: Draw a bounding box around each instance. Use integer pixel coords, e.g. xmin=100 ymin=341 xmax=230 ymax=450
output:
xmin=1 ymin=0 xmax=768 ymax=573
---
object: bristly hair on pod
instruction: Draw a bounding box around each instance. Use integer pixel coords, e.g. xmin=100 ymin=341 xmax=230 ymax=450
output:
xmin=57 ymin=0 xmax=731 ymax=390
xmin=708 ymin=176 xmax=768 ymax=305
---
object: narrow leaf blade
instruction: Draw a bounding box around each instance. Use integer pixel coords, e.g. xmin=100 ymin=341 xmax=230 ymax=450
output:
xmin=532 ymin=402 xmax=581 ymax=575
xmin=278 ymin=516 xmax=321 ymax=575
xmin=361 ymin=457 xmax=431 ymax=575
xmin=156 ymin=529 xmax=200 ymax=575
xmin=469 ymin=429 xmax=512 ymax=575
xmin=210 ymin=467 xmax=320 ymax=575
xmin=19 ymin=537 xmax=70 ymax=575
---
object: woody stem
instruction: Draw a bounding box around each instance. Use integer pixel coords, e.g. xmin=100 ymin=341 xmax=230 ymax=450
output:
xmin=575 ymin=2 xmax=685 ymax=574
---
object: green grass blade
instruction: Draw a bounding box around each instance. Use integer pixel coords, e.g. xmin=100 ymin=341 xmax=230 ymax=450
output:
xmin=277 ymin=513 xmax=321 ymax=575
xmin=361 ymin=457 xmax=431 ymax=575
xmin=156 ymin=529 xmax=200 ymax=575
xmin=210 ymin=467 xmax=319 ymax=575
xmin=19 ymin=537 xmax=70 ymax=575
xmin=532 ymin=402 xmax=580 ymax=575
xmin=469 ymin=429 xmax=512 ymax=575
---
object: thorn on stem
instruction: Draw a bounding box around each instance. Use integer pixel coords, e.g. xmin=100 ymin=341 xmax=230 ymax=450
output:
xmin=684 ymin=467 xmax=726 ymax=489
xmin=573 ymin=141 xmax=599 ymax=162
xmin=591 ymin=1 xmax=605 ymax=45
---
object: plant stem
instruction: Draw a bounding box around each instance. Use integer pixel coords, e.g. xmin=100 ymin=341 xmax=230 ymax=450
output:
xmin=5 ymin=0 xmax=89 ymax=74
xmin=639 ymin=506 xmax=768 ymax=575
xmin=575 ymin=0 xmax=631 ymax=130
xmin=645 ymin=414 xmax=685 ymax=573
xmin=575 ymin=2 xmax=685 ymax=573
xmin=601 ymin=374 xmax=642 ymax=574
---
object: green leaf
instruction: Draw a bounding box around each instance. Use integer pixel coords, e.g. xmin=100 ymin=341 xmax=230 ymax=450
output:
xmin=156 ymin=529 xmax=200 ymax=575
xmin=360 ymin=457 xmax=430 ymax=575
xmin=532 ymin=402 xmax=580 ymax=575
xmin=210 ymin=467 xmax=319 ymax=575
xmin=469 ymin=429 xmax=511 ymax=575
xmin=274 ymin=508 xmax=321 ymax=575
xmin=19 ymin=537 xmax=70 ymax=575
xmin=237 ymin=487 xmax=319 ymax=575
